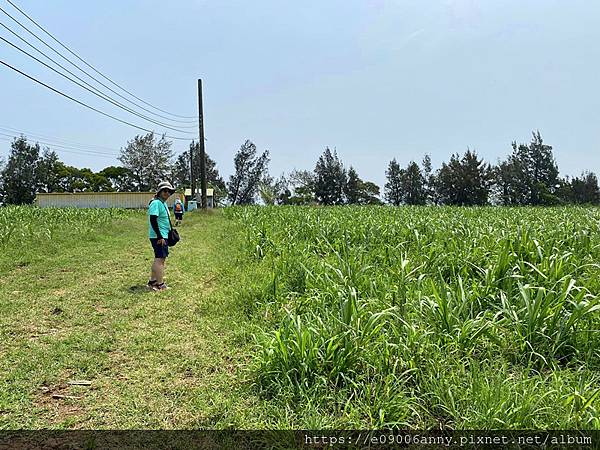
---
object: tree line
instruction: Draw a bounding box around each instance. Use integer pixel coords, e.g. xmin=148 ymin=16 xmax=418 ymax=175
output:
xmin=227 ymin=131 xmax=600 ymax=206
xmin=382 ymin=131 xmax=599 ymax=206
xmin=1 ymin=130 xmax=598 ymax=206
xmin=0 ymin=133 xmax=226 ymax=205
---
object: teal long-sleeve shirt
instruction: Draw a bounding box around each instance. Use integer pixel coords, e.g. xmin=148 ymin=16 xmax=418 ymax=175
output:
xmin=148 ymin=198 xmax=171 ymax=239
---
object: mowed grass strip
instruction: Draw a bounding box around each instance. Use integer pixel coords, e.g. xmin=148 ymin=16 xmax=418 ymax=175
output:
xmin=0 ymin=209 xmax=264 ymax=429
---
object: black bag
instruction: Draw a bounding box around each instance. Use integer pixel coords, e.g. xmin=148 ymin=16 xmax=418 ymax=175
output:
xmin=162 ymin=202 xmax=181 ymax=246
xmin=168 ymin=228 xmax=180 ymax=246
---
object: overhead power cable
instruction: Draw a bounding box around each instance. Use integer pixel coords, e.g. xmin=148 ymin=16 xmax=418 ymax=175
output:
xmin=0 ymin=125 xmax=124 ymax=152
xmin=0 ymin=131 xmax=120 ymax=156
xmin=0 ymin=132 xmax=189 ymax=160
xmin=0 ymin=32 xmax=196 ymax=134
xmin=0 ymin=19 xmax=196 ymax=130
xmin=0 ymin=58 xmax=192 ymax=140
xmin=0 ymin=3 xmax=198 ymax=123
xmin=0 ymin=136 xmax=117 ymax=159
xmin=0 ymin=132 xmax=118 ymax=156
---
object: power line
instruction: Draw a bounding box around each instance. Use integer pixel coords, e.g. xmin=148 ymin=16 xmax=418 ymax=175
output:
xmin=3 ymin=0 xmax=198 ymax=121
xmin=0 ymin=125 xmax=124 ymax=152
xmin=0 ymin=31 xmax=196 ymax=134
xmin=0 ymin=136 xmax=117 ymax=159
xmin=0 ymin=132 xmax=117 ymax=155
xmin=0 ymin=134 xmax=189 ymax=162
xmin=0 ymin=58 xmax=192 ymax=140
xmin=0 ymin=5 xmax=196 ymax=126
xmin=0 ymin=129 xmax=190 ymax=159
xmin=0 ymin=131 xmax=119 ymax=156
xmin=0 ymin=5 xmax=197 ymax=126
xmin=0 ymin=20 xmax=196 ymax=129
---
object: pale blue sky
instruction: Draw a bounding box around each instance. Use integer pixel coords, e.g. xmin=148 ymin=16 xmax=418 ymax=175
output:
xmin=1 ymin=0 xmax=598 ymax=188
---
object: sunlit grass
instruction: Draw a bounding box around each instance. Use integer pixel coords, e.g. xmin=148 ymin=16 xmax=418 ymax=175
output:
xmin=2 ymin=204 xmax=599 ymax=429
xmin=227 ymin=205 xmax=600 ymax=428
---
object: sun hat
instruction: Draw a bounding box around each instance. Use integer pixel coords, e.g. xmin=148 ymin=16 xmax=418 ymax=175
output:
xmin=156 ymin=181 xmax=176 ymax=194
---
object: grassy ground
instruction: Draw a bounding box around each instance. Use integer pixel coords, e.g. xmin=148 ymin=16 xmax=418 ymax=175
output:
xmin=2 ymin=206 xmax=599 ymax=430
xmin=0 ymin=209 xmax=267 ymax=429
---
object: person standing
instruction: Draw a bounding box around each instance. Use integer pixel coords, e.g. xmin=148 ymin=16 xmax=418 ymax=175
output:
xmin=147 ymin=181 xmax=175 ymax=291
xmin=173 ymin=197 xmax=184 ymax=226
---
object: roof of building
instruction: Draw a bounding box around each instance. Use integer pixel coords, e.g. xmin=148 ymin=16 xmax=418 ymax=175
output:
xmin=35 ymin=191 xmax=159 ymax=196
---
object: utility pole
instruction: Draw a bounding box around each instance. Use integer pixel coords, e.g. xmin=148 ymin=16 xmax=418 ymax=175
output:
xmin=198 ymin=79 xmax=207 ymax=209
xmin=190 ymin=140 xmax=195 ymax=202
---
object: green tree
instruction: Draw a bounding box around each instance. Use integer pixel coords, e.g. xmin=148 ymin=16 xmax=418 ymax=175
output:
xmin=98 ymin=166 xmax=135 ymax=191
xmin=528 ymin=131 xmax=559 ymax=205
xmin=258 ymin=173 xmax=276 ymax=205
xmin=437 ymin=154 xmax=461 ymax=205
xmin=172 ymin=141 xmax=226 ymax=203
xmin=79 ymin=168 xmax=111 ymax=192
xmin=274 ymin=175 xmax=292 ymax=205
xmin=171 ymin=151 xmax=189 ymax=188
xmin=501 ymin=131 xmax=560 ymax=205
xmin=194 ymin=142 xmax=226 ymax=194
xmin=288 ymin=169 xmax=316 ymax=205
xmin=422 ymin=154 xmax=437 ymax=204
xmin=56 ymin=165 xmax=82 ymax=192
xmin=345 ymin=166 xmax=381 ymax=205
xmin=0 ymin=137 xmax=41 ymax=204
xmin=227 ymin=140 xmax=270 ymax=205
xmin=571 ymin=172 xmax=600 ymax=204
xmin=54 ymin=166 xmax=106 ymax=192
xmin=493 ymin=159 xmax=519 ymax=205
xmin=314 ymin=147 xmax=346 ymax=205
xmin=119 ymin=132 xmax=173 ymax=192
xmin=37 ymin=149 xmax=63 ymax=193
xmin=400 ymin=161 xmax=426 ymax=205
xmin=384 ymin=159 xmax=403 ymax=206
xmin=258 ymin=174 xmax=289 ymax=205
xmin=345 ymin=166 xmax=361 ymax=204
xmin=461 ymin=150 xmax=493 ymax=205
xmin=266 ymin=175 xmax=291 ymax=205
xmin=436 ymin=150 xmax=492 ymax=205
xmin=358 ymin=181 xmax=383 ymax=205
xmin=554 ymin=177 xmax=574 ymax=204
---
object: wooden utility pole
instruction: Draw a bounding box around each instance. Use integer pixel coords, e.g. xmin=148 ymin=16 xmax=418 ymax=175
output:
xmin=190 ymin=140 xmax=195 ymax=202
xmin=198 ymin=79 xmax=207 ymax=209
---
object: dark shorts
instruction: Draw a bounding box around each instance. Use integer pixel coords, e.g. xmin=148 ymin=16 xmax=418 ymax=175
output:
xmin=150 ymin=238 xmax=169 ymax=258
xmin=175 ymin=213 xmax=183 ymax=220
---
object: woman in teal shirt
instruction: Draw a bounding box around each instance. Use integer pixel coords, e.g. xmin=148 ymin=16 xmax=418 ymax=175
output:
xmin=147 ymin=181 xmax=175 ymax=291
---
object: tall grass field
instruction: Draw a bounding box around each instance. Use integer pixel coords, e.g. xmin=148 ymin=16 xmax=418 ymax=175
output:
xmin=227 ymin=206 xmax=600 ymax=428
xmin=0 ymin=206 xmax=130 ymax=270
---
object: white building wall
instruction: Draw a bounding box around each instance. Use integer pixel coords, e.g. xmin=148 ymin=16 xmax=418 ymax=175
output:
xmin=35 ymin=192 xmax=182 ymax=209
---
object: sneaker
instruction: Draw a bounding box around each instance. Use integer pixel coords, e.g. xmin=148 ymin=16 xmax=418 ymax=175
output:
xmin=152 ymin=282 xmax=169 ymax=291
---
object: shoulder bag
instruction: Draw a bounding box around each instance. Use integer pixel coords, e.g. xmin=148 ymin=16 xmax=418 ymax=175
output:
xmin=161 ymin=201 xmax=180 ymax=246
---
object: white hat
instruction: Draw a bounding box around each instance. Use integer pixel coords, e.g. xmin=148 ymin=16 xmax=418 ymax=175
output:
xmin=156 ymin=181 xmax=175 ymax=194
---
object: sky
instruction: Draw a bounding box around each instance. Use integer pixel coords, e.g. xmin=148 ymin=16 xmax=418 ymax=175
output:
xmin=0 ymin=0 xmax=599 ymax=189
